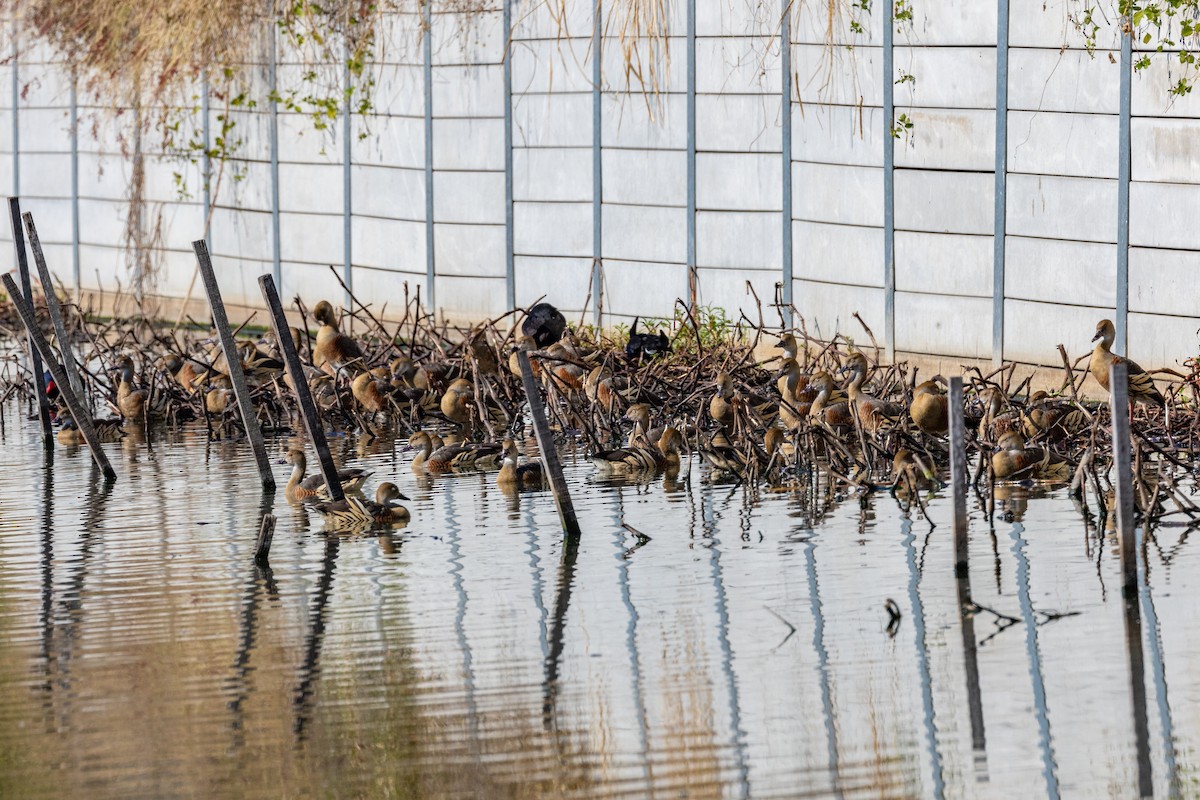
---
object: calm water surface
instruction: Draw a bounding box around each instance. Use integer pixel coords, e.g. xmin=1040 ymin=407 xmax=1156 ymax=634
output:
xmin=0 ymin=408 xmax=1197 ymax=798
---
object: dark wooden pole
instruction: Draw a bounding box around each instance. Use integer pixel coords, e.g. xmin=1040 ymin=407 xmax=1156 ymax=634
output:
xmin=193 ymin=241 xmax=275 ymax=489
xmin=22 ymin=212 xmax=84 ymax=399
xmin=948 ymin=376 xmax=968 ymax=575
xmin=2 ymin=274 xmax=116 ymax=480
xmin=8 ymin=197 xmax=51 ymax=440
xmin=255 ymin=513 xmax=277 ymax=564
xmin=1110 ymin=361 xmax=1137 ymax=597
xmin=257 ymin=274 xmax=344 ymax=502
xmin=517 ymin=350 xmax=580 ymax=539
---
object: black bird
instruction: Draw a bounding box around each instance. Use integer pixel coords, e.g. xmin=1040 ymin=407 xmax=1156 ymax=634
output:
xmin=522 ymin=302 xmax=566 ymax=348
xmin=625 ymin=317 xmax=670 ymax=362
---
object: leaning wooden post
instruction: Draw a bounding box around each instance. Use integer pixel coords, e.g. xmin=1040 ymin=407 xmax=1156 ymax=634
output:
xmin=949 ymin=376 xmax=969 ymax=576
xmin=517 ymin=350 xmax=581 ymax=539
xmin=23 ymin=212 xmax=85 ymax=400
xmin=194 ymin=241 xmax=275 ymax=489
xmin=1110 ymin=361 xmax=1137 ymax=597
xmin=8 ymin=197 xmax=52 ymax=440
xmin=257 ymin=274 xmax=344 ymax=502
xmin=2 ymin=274 xmax=117 ymax=480
xmin=255 ymin=513 xmax=277 ymax=564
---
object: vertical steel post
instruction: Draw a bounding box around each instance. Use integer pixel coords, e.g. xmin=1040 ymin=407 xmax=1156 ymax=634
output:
xmin=686 ymin=0 xmax=697 ymax=307
xmin=202 ymin=70 xmax=212 ymax=249
xmin=269 ymin=24 xmax=282 ymax=292
xmin=780 ymin=0 xmax=793 ymax=326
xmin=993 ymin=0 xmax=1008 ymax=365
xmin=592 ymin=0 xmax=603 ymax=326
xmin=70 ymin=76 xmax=80 ymax=294
xmin=1116 ymin=22 xmax=1132 ymax=357
xmin=423 ymin=0 xmax=436 ymax=310
xmin=503 ymin=0 xmax=515 ymax=311
xmin=1110 ymin=361 xmax=1137 ymax=597
xmin=883 ymin=0 xmax=895 ymax=361
xmin=343 ymin=39 xmax=353 ymax=314
xmin=11 ymin=18 xmax=18 ymax=197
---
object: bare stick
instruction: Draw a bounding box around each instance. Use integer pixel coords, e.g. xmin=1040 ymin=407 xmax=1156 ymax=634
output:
xmin=8 ymin=198 xmax=51 ymax=440
xmin=255 ymin=514 xmax=277 ymax=564
xmin=949 ymin=376 xmax=969 ymax=576
xmin=1109 ymin=361 xmax=1137 ymax=597
xmin=517 ymin=350 xmax=580 ymax=539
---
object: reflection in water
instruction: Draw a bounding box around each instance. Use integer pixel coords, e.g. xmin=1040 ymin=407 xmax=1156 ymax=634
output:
xmin=4 ymin=412 xmax=1200 ymax=797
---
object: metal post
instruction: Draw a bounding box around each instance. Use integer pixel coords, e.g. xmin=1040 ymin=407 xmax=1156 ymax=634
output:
xmin=503 ymin=0 xmax=515 ymax=311
xmin=2 ymin=274 xmax=116 ymax=480
xmin=686 ymin=0 xmax=697 ymax=307
xmin=258 ymin=274 xmax=345 ymax=502
xmin=70 ymin=76 xmax=80 ymax=294
xmin=269 ymin=26 xmax=282 ymax=292
xmin=423 ymin=0 xmax=436 ymax=309
xmin=993 ymin=0 xmax=1008 ymax=365
xmin=517 ymin=350 xmax=580 ymax=539
xmin=883 ymin=0 xmax=895 ymax=361
xmin=9 ymin=198 xmax=51 ymax=439
xmin=342 ymin=39 xmax=353 ymax=314
xmin=193 ymin=241 xmax=275 ymax=489
xmin=1116 ymin=23 xmax=1132 ymax=357
xmin=780 ymin=0 xmax=793 ymax=326
xmin=949 ymin=376 xmax=968 ymax=575
xmin=201 ymin=70 xmax=211 ymax=249
xmin=1110 ymin=361 xmax=1137 ymax=596
xmin=23 ymin=213 xmax=84 ymax=398
xmin=591 ymin=0 xmax=603 ymax=326
xmin=10 ymin=18 xmax=18 ymax=197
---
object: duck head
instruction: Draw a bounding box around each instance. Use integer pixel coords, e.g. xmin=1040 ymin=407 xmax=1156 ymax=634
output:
xmin=1092 ymin=319 xmax=1115 ymax=347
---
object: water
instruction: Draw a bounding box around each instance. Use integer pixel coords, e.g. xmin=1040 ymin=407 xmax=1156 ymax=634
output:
xmin=0 ymin=411 xmax=1196 ymax=798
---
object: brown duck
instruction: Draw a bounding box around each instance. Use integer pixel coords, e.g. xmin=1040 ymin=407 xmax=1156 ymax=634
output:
xmin=1089 ymin=319 xmax=1164 ymax=406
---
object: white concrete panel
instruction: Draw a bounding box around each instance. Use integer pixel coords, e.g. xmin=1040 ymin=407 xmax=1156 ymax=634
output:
xmin=276 ymin=113 xmax=341 ymax=165
xmin=431 ymin=9 xmax=505 ymax=66
xmin=793 ymin=162 xmax=883 ymax=227
xmin=16 ymin=196 xmax=71 ymax=243
xmin=793 ymin=104 xmax=884 ymax=167
xmin=1128 ymin=312 xmax=1200 ymax=371
xmin=18 ymin=153 xmax=71 ymax=198
xmin=1008 ymin=0 xmax=1120 ymax=51
xmin=511 ymin=39 xmax=595 ymax=94
xmin=601 ymin=204 xmax=687 ymax=263
xmin=434 ymin=170 xmax=505 ymax=224
xmin=894 ymin=108 xmax=994 ymax=172
xmin=895 ymin=291 xmax=991 ymax=358
xmin=278 ymin=162 xmax=344 ymax=213
xmin=1006 ymin=173 xmax=1117 ymax=243
xmin=696 ymin=153 xmax=781 ymax=211
xmin=211 ymin=208 xmax=275 ymax=263
xmin=76 ymin=244 xmax=125 ymax=292
xmin=352 ymin=114 xmax=425 ymax=169
xmin=15 ymin=62 xmax=73 ymax=107
xmin=791 ymin=45 xmax=883 ymax=107
xmin=351 ymin=266 xmax=427 ymax=313
xmin=352 ymin=216 xmax=426 ymax=272
xmin=694 ymin=267 xmax=780 ymax=319
xmin=894 ymin=47 xmax=996 ymax=110
xmin=793 ymin=280 xmax=886 ymax=342
xmin=895 ymin=169 xmax=993 ymax=235
xmin=77 ymin=153 xmax=134 ymax=201
xmin=432 ymin=222 xmax=506 ymax=277
xmin=434 ymin=274 xmax=508 ymax=318
xmin=696 ymin=0 xmax=772 ymax=37
xmin=601 ymin=93 xmax=686 ymax=150
xmin=601 ymin=259 xmax=688 ymax=318
xmin=282 ymin=260 xmax=345 ymax=303
xmin=279 ymin=211 xmax=344 ymax=265
xmin=1129 ymin=247 xmax=1200 ymax=317
xmin=794 ymin=0 xmax=882 ymax=46
xmin=1008 ymin=49 xmax=1119 ymax=114
xmin=513 ymin=93 xmax=593 ymax=148
xmin=374 ymin=13 xmax=426 ymax=65
xmin=1005 ymin=236 xmax=1115 ymax=307
xmin=1130 ymin=181 xmax=1200 ymax=250
xmin=77 ymin=198 xmax=128 ymax=246
xmin=909 ymin=0 xmax=997 ymax=46
xmin=1131 ymin=53 xmax=1200 ymax=118
xmin=602 ymin=148 xmax=686 ymax=206
xmin=368 ymin=63 xmax=426 ymax=117
xmin=600 ymin=37 xmax=687 ymax=94
xmin=1003 ymin=298 xmax=1112 ymax=365
xmin=1132 ymin=118 xmax=1200 ymax=183
xmin=514 ymin=147 xmax=592 ymax=202
xmin=215 ymin=160 xmax=275 ymax=213
xmin=432 ymin=64 xmax=505 ymax=117
xmin=895 ymin=231 xmax=992 ymax=297
xmin=512 ymin=0 xmax=593 ymax=40
xmin=1007 ymin=111 xmax=1118 ymax=179
xmin=141 ymin=158 xmax=205 ymax=205
xmin=793 ymin=221 xmax=884 ymax=288
xmin=16 ymin=107 xmax=71 ymax=152
xmin=514 ymin=256 xmax=593 ymax=309
xmin=352 ymin=164 xmax=426 ymax=221
xmin=697 ymin=211 xmax=781 ymax=269
xmin=431 ymin=118 xmax=504 ymax=170
xmin=695 ymin=36 xmax=781 ymax=95
xmin=514 ymin=201 xmax=592 ymax=257
xmin=697 ymin=94 xmax=782 ymax=153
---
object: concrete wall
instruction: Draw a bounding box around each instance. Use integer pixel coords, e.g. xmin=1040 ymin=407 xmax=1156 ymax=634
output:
xmin=2 ymin=0 xmax=1199 ymax=370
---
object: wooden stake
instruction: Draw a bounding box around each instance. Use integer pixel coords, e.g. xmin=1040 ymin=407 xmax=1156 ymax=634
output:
xmin=22 ymin=212 xmax=85 ymax=399
xmin=8 ymin=198 xmax=51 ymax=440
xmin=517 ymin=350 xmax=580 ymax=539
xmin=949 ymin=376 xmax=969 ymax=575
xmin=1110 ymin=361 xmax=1137 ymax=597
xmin=255 ymin=513 xmax=277 ymax=564
xmin=193 ymin=241 xmax=275 ymax=489
xmin=257 ymin=274 xmax=344 ymax=502
xmin=2 ymin=274 xmax=116 ymax=480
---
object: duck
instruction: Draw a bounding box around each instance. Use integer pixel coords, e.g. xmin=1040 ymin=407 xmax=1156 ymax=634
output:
xmin=1089 ymin=319 xmax=1165 ymax=406
xmin=909 ymin=378 xmax=948 ymax=434
xmin=584 ymin=364 xmax=618 ymax=412
xmin=592 ymin=427 xmax=685 ymax=474
xmin=624 ymin=403 xmax=664 ymax=447
xmin=521 ymin=302 xmax=566 ymax=348
xmin=508 ymin=336 xmax=543 ymax=379
xmin=314 ymin=482 xmax=411 ymax=526
xmin=115 ymin=361 xmax=150 ymax=421
xmin=351 ymin=368 xmax=393 ymax=415
xmin=439 ymin=377 xmax=475 ymax=428
xmin=162 ymin=354 xmax=206 ymax=394
xmin=284 ymin=448 xmax=374 ymax=499
xmin=626 ymin=317 xmax=670 ymax=361
xmin=843 ymin=352 xmax=902 ymax=433
xmin=312 ymin=300 xmax=365 ymax=375
xmin=891 ymin=448 xmax=937 ymax=491
xmin=1021 ymin=391 xmax=1087 ymax=443
xmin=409 ymin=430 xmax=503 ymax=472
xmin=991 ymin=431 xmax=1072 ymax=482
xmin=808 ymin=371 xmax=852 ymax=430
xmin=497 ymin=439 xmax=546 ymax=488
xmin=409 ymin=431 xmax=437 ymax=471
xmin=979 ymin=387 xmax=1021 ymax=443
xmin=205 ymin=386 xmax=234 ymax=416
xmin=55 ymin=411 xmax=126 ymax=446
xmin=710 ymin=372 xmax=737 ymax=429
